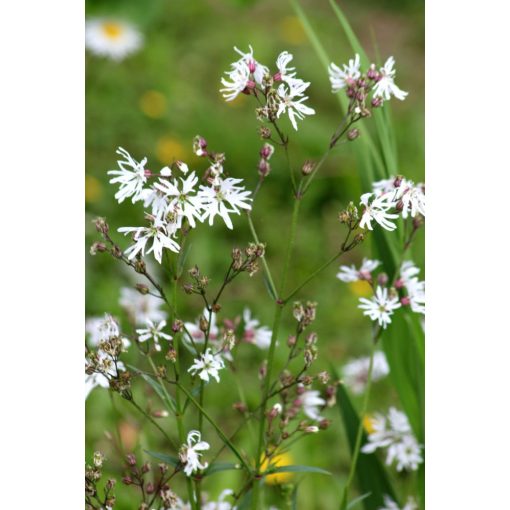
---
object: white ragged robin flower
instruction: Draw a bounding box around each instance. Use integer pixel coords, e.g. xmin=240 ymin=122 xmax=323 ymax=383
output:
xmin=118 ymin=219 xmax=181 ymax=263
xmin=378 ymin=495 xmax=418 ymax=510
xmin=300 ymin=389 xmax=326 ymax=421
xmin=394 ymin=179 xmax=425 ymax=219
xmin=188 ymin=348 xmax=225 ymax=383
xmin=198 ymin=177 xmax=252 ymax=229
xmin=242 ymin=308 xmax=272 ymax=349
xmin=155 ymin=171 xmax=205 ymax=228
xmin=233 ymin=45 xmax=269 ymax=85
xmin=184 ymin=308 xmax=219 ymax=345
xmin=358 ymin=286 xmax=401 ymax=329
xmin=372 ymin=56 xmax=408 ymax=101
xmin=136 ymin=319 xmax=172 ymax=351
xmin=108 ymin=147 xmax=148 ymax=204
xmin=337 ymin=258 xmax=381 ymax=283
xmin=179 ymin=430 xmax=210 ymax=477
xmin=276 ymin=79 xmax=315 ymax=131
xmin=362 ymin=407 xmax=423 ymax=472
xmin=274 ymin=50 xmax=297 ymax=83
xmin=220 ymin=59 xmax=251 ymax=101
xmin=342 ymin=351 xmax=390 ymax=395
xmin=119 ymin=287 xmax=167 ymax=325
xmin=359 ymin=192 xmax=399 ymax=232
xmin=398 ymin=261 xmax=425 ymax=315
xmin=85 ymin=313 xmax=131 ymax=349
xmin=202 ymin=489 xmax=235 ymax=510
xmin=328 ymin=54 xmax=361 ymax=93
xmin=85 ymin=356 xmax=126 ymax=399
xmin=85 ymin=18 xmax=143 ymax=61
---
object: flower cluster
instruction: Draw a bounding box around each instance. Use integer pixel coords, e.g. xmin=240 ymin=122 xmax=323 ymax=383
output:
xmin=329 ymin=54 xmax=408 ymax=104
xmin=85 ymin=452 xmax=116 ymax=510
xmin=221 ymin=46 xmax=315 ymax=130
xmin=342 ymin=351 xmax=390 ymax=394
xmin=188 ymin=348 xmax=225 ymax=383
xmin=108 ymin=140 xmax=252 ymax=263
xmin=378 ymin=496 xmax=417 ymax=510
xmin=362 ymin=407 xmax=423 ymax=471
xmin=396 ymin=261 xmax=426 ymax=314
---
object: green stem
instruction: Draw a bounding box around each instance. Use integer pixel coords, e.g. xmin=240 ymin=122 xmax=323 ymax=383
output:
xmin=340 ymin=337 xmax=377 ymax=509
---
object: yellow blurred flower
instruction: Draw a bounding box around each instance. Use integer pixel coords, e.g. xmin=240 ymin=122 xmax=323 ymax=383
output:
xmin=348 ymin=280 xmax=373 ymax=297
xmin=139 ymin=90 xmax=167 ymax=119
xmin=156 ymin=136 xmax=186 ymax=165
xmin=363 ymin=414 xmax=376 ymax=435
xmin=280 ymin=16 xmax=306 ymax=45
xmin=260 ymin=451 xmax=294 ymax=485
xmin=119 ymin=420 xmax=139 ymax=450
xmin=85 ymin=175 xmax=102 ymax=203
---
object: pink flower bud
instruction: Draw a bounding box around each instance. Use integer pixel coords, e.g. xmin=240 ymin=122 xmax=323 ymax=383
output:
xmin=401 ymin=296 xmax=411 ymax=306
xmin=394 ymin=278 xmax=405 ymax=289
xmin=248 ymin=60 xmax=257 ymax=73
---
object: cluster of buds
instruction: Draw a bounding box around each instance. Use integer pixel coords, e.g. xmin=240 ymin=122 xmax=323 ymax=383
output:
xmin=292 ymin=301 xmax=318 ymax=333
xmin=258 ymin=142 xmax=275 ymax=178
xmin=231 ymin=242 xmax=265 ymax=277
xmin=303 ymin=332 xmax=318 ymax=368
xmin=338 ymin=202 xmax=359 ymax=228
xmin=91 ymin=217 xmax=124 ymax=260
xmin=193 ymin=135 xmax=229 ymax=187
xmin=184 ymin=265 xmax=210 ymax=295
xmin=85 ymin=452 xmax=116 ymax=510
xmin=122 ymin=453 xmax=169 ymax=500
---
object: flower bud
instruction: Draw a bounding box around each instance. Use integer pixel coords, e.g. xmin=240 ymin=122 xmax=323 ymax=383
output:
xmin=135 ymin=283 xmax=149 ymax=295
xmin=146 ymin=482 xmax=155 ymax=494
xmin=152 ymin=409 xmax=169 ymax=418
xmin=371 ymin=96 xmax=383 ymax=108
xmin=260 ymin=143 xmax=275 ymax=160
xmin=141 ymin=462 xmax=151 ymax=474
xmin=301 ymin=160 xmax=315 ymax=176
xmin=165 ymin=347 xmax=177 ymax=362
xmin=377 ymin=273 xmax=389 ymax=286
xmin=347 ymin=128 xmax=360 ymax=141
xmin=319 ymin=418 xmax=331 ymax=430
xmin=258 ymin=159 xmax=271 ymax=177
xmin=93 ymin=217 xmax=109 ymax=234
xmin=93 ymin=451 xmax=104 ymax=468
xmin=193 ymin=135 xmax=208 ymax=157
xmin=287 ymin=335 xmax=297 ymax=348
xmin=259 ymin=126 xmax=272 ymax=139
xmin=126 ymin=453 xmax=137 ymax=466
xmin=172 ymin=320 xmax=183 ymax=332
xmin=90 ymin=242 xmax=106 ymax=255
xmin=317 ymin=371 xmax=330 ymax=384
xmin=394 ymin=278 xmax=405 ymax=289
xmin=122 ymin=476 xmax=133 ymax=485
xmin=401 ymin=296 xmax=411 ymax=306
xmin=304 ymin=425 xmax=319 ymax=434
xmin=233 ymin=401 xmax=248 ymax=413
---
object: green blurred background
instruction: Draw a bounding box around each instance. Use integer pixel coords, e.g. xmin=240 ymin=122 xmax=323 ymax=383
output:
xmin=86 ymin=0 xmax=424 ymax=507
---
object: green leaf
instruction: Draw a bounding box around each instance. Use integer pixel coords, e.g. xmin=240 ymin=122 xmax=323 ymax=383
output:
xmin=203 ymin=461 xmax=243 ymax=476
xmin=266 ymin=464 xmax=331 ymax=476
xmin=145 ymin=449 xmax=180 ymax=467
xmin=236 ymin=488 xmax=253 ymax=510
xmin=347 ymin=493 xmax=372 ymax=510
xmin=336 ymin=382 xmax=397 ymax=510
xmin=263 ymin=272 xmax=277 ymax=300
xmin=136 ymin=371 xmax=177 ymax=413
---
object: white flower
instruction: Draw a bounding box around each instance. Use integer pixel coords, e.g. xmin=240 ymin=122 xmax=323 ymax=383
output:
xmin=85 ymin=314 xmax=131 ymax=349
xmin=276 ymin=80 xmax=315 ymax=131
xmin=337 ymin=258 xmax=381 ymax=282
xmin=184 ymin=309 xmax=219 ymax=345
xmin=359 ymin=192 xmax=399 ymax=232
xmin=395 ymin=180 xmax=425 ymax=219
xmin=372 ymin=56 xmax=408 ymax=101
xmin=362 ymin=407 xmax=423 ymax=472
xmin=399 ymin=261 xmax=425 ymax=315
xmin=220 ymin=60 xmax=251 ymax=101
xmin=358 ymin=286 xmax=401 ymax=329
xmin=242 ymin=308 xmax=272 ymax=349
xmin=136 ymin=319 xmax=172 ymax=351
xmin=188 ymin=348 xmax=225 ymax=383
xmin=378 ymin=495 xmax=417 ymax=510
xmin=119 ymin=287 xmax=167 ymax=325
xmin=85 ymin=357 xmax=125 ymax=399
xmin=179 ymin=430 xmax=210 ymax=476
xmin=198 ymin=178 xmax=252 ymax=229
xmin=202 ymin=490 xmax=234 ymax=510
xmin=118 ymin=220 xmax=180 ymax=263
xmin=85 ymin=18 xmax=143 ymax=61
xmin=108 ymin=147 xmax=147 ymax=203
xmin=141 ymin=188 xmax=169 ymax=221
xmin=275 ymin=51 xmax=296 ymax=83
xmin=233 ymin=45 xmax=269 ymax=85
xmin=342 ymin=351 xmax=389 ymax=394
xmin=154 ymin=172 xmax=205 ymax=228
xmin=328 ymin=54 xmax=361 ymax=92
xmin=300 ymin=389 xmax=326 ymax=421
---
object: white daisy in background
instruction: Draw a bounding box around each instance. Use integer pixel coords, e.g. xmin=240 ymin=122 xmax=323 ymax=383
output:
xmin=362 ymin=407 xmax=423 ymax=472
xmin=136 ymin=319 xmax=172 ymax=351
xmin=119 ymin=287 xmax=167 ymax=325
xmin=188 ymin=348 xmax=225 ymax=383
xmin=242 ymin=308 xmax=272 ymax=349
xmin=220 ymin=60 xmax=251 ymax=101
xmin=85 ymin=313 xmax=131 ymax=349
xmin=118 ymin=220 xmax=181 ymax=263
xmin=337 ymin=258 xmax=381 ymax=283
xmin=233 ymin=45 xmax=269 ymax=85
xmin=198 ymin=178 xmax=252 ymax=229
xmin=378 ymin=496 xmax=417 ymax=510
xmin=372 ymin=56 xmax=408 ymax=101
xmin=359 ymin=192 xmax=399 ymax=232
xmin=85 ymin=18 xmax=143 ymax=61
xmin=155 ymin=172 xmax=204 ymax=228
xmin=328 ymin=54 xmax=361 ymax=92
xmin=276 ymin=80 xmax=315 ymax=131
xmin=342 ymin=351 xmax=390 ymax=394
xmin=358 ymin=286 xmax=401 ymax=329
xmin=300 ymin=389 xmax=326 ymax=421
xmin=108 ymin=147 xmax=148 ymax=204
xmin=179 ymin=430 xmax=210 ymax=476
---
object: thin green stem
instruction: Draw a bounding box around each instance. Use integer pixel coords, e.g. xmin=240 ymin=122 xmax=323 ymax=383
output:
xmin=340 ymin=337 xmax=377 ymax=509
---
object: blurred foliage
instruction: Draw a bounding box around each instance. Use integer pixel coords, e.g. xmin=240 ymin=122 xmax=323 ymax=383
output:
xmin=86 ymin=0 xmax=423 ymax=508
